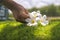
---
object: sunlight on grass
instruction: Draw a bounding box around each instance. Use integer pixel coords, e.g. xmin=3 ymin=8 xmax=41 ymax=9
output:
xmin=0 ymin=21 xmax=21 ymax=32
xmin=0 ymin=23 xmax=8 ymax=32
xmin=9 ymin=22 xmax=21 ymax=27
xmin=0 ymin=20 xmax=60 ymax=40
xmin=33 ymin=21 xmax=60 ymax=40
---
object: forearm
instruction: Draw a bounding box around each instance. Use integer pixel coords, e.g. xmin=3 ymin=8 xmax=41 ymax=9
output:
xmin=1 ymin=0 xmax=28 ymax=14
xmin=1 ymin=0 xmax=28 ymax=17
xmin=0 ymin=0 xmax=29 ymax=23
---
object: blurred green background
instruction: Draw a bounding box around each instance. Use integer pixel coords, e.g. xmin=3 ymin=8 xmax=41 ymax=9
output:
xmin=28 ymin=4 xmax=60 ymax=17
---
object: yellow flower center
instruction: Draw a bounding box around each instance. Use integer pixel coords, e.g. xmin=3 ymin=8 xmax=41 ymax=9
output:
xmin=31 ymin=20 xmax=35 ymax=23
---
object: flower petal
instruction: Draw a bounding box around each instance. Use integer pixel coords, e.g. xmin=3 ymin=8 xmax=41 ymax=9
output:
xmin=27 ymin=23 xmax=32 ymax=26
xmin=43 ymin=15 xmax=47 ymax=20
xmin=36 ymin=17 xmax=40 ymax=21
xmin=40 ymin=20 xmax=49 ymax=26
xmin=27 ymin=22 xmax=38 ymax=26
xmin=25 ymin=18 xmax=31 ymax=22
xmin=32 ymin=22 xmax=38 ymax=26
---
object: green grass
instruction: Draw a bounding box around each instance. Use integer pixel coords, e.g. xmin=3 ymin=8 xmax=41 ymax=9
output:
xmin=0 ymin=20 xmax=60 ymax=40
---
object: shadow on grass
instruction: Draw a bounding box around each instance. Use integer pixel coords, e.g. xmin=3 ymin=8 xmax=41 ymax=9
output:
xmin=51 ymin=23 xmax=60 ymax=40
xmin=0 ymin=24 xmax=42 ymax=40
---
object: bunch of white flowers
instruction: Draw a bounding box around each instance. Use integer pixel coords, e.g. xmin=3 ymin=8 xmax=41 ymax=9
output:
xmin=25 ymin=10 xmax=49 ymax=26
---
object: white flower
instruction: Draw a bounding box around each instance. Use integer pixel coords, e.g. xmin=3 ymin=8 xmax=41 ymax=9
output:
xmin=25 ymin=13 xmax=38 ymax=26
xmin=31 ymin=11 xmax=37 ymax=18
xmin=27 ymin=22 xmax=37 ymax=26
xmin=36 ymin=17 xmax=40 ymax=21
xmin=30 ymin=11 xmax=42 ymax=21
xmin=25 ymin=11 xmax=49 ymax=26
xmin=40 ymin=15 xmax=49 ymax=26
xmin=37 ymin=10 xmax=42 ymax=17
xmin=30 ymin=11 xmax=41 ymax=18
xmin=25 ymin=18 xmax=38 ymax=26
xmin=43 ymin=15 xmax=47 ymax=20
xmin=40 ymin=20 xmax=48 ymax=26
xmin=36 ymin=12 xmax=42 ymax=21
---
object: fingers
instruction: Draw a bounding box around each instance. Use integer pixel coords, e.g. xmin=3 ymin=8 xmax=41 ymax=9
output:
xmin=21 ymin=12 xmax=30 ymax=18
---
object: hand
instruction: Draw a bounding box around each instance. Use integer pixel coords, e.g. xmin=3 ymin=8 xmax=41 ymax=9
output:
xmin=14 ymin=8 xmax=30 ymax=23
xmin=1 ymin=0 xmax=30 ymax=23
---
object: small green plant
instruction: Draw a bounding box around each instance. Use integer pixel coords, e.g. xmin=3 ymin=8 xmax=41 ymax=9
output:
xmin=0 ymin=19 xmax=60 ymax=40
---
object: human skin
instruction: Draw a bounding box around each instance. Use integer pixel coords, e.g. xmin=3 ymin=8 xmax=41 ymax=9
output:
xmin=0 ymin=0 xmax=30 ymax=23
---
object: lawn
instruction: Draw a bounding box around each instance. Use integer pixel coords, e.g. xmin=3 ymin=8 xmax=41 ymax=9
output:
xmin=0 ymin=19 xmax=60 ymax=40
